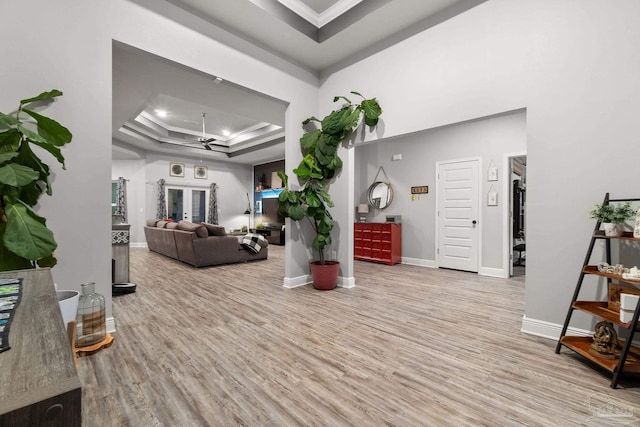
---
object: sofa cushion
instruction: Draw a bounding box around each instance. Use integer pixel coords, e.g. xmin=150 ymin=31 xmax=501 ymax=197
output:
xmin=177 ymin=221 xmax=208 ymax=238
xmin=146 ymin=219 xmax=160 ymax=227
xmin=241 ymin=233 xmax=268 ymax=254
xmin=157 ymin=220 xmax=170 ymax=228
xmin=202 ymin=223 xmax=226 ymax=236
xmin=166 ymin=222 xmax=179 ymax=229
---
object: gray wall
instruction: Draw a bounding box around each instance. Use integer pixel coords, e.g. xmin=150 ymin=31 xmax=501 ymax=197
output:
xmin=321 ymin=0 xmax=640 ymax=336
xmin=112 ymin=155 xmax=253 ymax=246
xmin=355 ymin=110 xmax=526 ymax=273
xmin=3 ymin=0 xmax=318 ymax=325
xmin=7 ymin=0 xmax=640 ymax=337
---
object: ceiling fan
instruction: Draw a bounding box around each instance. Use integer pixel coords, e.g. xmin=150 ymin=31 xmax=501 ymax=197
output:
xmin=197 ymin=112 xmax=216 ymax=150
xmin=184 ymin=112 xmax=216 ymax=150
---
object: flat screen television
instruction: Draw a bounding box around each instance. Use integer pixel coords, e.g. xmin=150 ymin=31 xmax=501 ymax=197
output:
xmin=261 ymin=197 xmax=284 ymax=225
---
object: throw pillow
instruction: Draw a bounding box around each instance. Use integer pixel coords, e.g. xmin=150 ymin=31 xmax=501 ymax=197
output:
xmin=202 ymin=223 xmax=226 ymax=236
xmin=241 ymin=233 xmax=268 ymax=254
xmin=146 ymin=219 xmax=160 ymax=227
xmin=176 ymin=220 xmax=208 ymax=238
xmin=156 ymin=220 xmax=169 ymax=228
xmin=166 ymin=222 xmax=179 ymax=229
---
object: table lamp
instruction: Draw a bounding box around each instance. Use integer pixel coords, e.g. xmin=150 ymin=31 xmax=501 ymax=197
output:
xmin=357 ymin=204 xmax=369 ymax=223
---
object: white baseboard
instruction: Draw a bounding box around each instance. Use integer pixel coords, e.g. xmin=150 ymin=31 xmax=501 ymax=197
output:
xmin=520 ymin=315 xmax=592 ymax=340
xmin=403 ymin=257 xmax=437 ymax=268
xmin=130 ymin=242 xmax=147 ymax=248
xmin=339 ymin=276 xmax=355 ymax=289
xmin=398 ymin=258 xmax=504 ymax=279
xmin=283 ymin=275 xmax=355 ymax=289
xmin=478 ymin=267 xmax=506 ymax=278
xmin=283 ymin=275 xmax=311 ymax=289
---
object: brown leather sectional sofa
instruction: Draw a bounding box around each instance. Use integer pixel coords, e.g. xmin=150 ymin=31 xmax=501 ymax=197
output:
xmin=144 ymin=219 xmax=267 ymax=267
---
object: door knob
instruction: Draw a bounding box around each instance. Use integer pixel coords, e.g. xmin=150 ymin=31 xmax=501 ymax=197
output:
xmin=472 ymin=220 xmax=477 ymax=225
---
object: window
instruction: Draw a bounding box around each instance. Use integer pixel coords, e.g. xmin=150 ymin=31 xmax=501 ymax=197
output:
xmin=111 ymin=181 xmax=117 ymax=214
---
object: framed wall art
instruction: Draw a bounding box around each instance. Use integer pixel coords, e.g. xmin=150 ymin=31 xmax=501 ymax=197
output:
xmin=194 ymin=165 xmax=208 ymax=179
xmin=169 ymin=162 xmax=185 ymax=177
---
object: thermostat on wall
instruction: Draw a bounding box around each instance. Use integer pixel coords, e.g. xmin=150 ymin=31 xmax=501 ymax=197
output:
xmin=386 ymin=215 xmax=402 ymax=224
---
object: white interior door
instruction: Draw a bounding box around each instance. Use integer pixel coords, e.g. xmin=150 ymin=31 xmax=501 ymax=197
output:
xmin=166 ymin=186 xmax=208 ymax=223
xmin=437 ymin=159 xmax=480 ymax=272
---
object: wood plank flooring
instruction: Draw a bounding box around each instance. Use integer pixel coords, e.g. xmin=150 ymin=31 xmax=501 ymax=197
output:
xmin=77 ymin=246 xmax=640 ymax=426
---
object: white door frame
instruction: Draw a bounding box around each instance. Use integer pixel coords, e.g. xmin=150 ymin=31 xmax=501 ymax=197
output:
xmin=435 ymin=156 xmax=482 ymax=271
xmin=502 ymin=151 xmax=527 ymax=278
xmin=166 ymin=185 xmax=210 ymax=222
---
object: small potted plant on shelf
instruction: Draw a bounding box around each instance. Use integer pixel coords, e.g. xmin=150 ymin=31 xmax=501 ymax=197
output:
xmin=0 ymin=90 xmax=72 ymax=270
xmin=277 ymin=91 xmax=382 ymax=290
xmin=589 ymin=201 xmax=635 ymax=237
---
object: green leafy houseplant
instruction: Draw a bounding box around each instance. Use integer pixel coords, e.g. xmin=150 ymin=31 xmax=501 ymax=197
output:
xmin=0 ymin=90 xmax=72 ymax=270
xmin=589 ymin=201 xmax=635 ymax=224
xmin=277 ymin=91 xmax=382 ymax=266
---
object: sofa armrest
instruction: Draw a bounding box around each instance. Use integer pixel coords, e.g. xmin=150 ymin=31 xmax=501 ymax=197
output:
xmin=192 ymin=236 xmax=242 ymax=266
xmin=173 ymin=230 xmax=198 ymax=265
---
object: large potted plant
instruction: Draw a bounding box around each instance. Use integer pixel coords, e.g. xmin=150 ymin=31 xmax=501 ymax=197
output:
xmin=589 ymin=201 xmax=635 ymax=237
xmin=0 ymin=90 xmax=72 ymax=270
xmin=278 ymin=92 xmax=382 ymax=290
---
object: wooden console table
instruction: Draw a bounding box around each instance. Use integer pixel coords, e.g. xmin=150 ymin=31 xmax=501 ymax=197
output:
xmin=254 ymin=226 xmax=285 ymax=245
xmin=0 ymin=269 xmax=81 ymax=426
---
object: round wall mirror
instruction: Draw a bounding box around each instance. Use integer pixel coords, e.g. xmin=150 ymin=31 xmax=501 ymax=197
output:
xmin=367 ymin=182 xmax=393 ymax=210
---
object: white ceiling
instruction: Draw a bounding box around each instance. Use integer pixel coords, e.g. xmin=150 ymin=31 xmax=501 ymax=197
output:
xmin=113 ymin=0 xmax=486 ymax=164
xmin=113 ymin=42 xmax=287 ymax=164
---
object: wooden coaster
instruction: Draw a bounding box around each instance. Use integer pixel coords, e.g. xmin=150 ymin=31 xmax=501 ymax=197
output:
xmin=75 ymin=333 xmax=115 ymax=357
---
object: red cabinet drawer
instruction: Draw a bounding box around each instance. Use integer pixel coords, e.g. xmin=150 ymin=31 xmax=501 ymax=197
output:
xmin=354 ymin=223 xmax=401 ymax=265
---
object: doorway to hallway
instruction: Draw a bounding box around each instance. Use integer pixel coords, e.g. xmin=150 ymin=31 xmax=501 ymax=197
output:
xmin=505 ymin=154 xmax=526 ymax=278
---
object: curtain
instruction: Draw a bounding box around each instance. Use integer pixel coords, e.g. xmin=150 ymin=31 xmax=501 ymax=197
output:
xmin=156 ymin=179 xmax=167 ymax=219
xmin=114 ymin=177 xmax=127 ymax=222
xmin=208 ymin=183 xmax=218 ymax=224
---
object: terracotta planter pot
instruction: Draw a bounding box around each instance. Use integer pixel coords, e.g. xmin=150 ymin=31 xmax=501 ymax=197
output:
xmin=310 ymin=260 xmax=340 ymax=290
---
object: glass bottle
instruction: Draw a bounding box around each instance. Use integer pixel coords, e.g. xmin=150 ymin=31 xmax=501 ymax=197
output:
xmin=76 ymin=282 xmax=106 ymax=346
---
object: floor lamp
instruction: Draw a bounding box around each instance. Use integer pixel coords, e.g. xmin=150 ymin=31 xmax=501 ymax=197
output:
xmin=244 ymin=193 xmax=252 ymax=230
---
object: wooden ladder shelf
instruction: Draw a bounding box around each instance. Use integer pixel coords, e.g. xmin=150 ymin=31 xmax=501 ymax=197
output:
xmin=555 ymin=192 xmax=640 ymax=388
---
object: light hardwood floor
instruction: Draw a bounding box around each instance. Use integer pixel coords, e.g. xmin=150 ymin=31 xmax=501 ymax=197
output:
xmin=78 ymin=246 xmax=640 ymax=426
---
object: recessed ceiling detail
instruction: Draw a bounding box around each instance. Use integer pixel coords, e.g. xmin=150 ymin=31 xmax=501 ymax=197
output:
xmin=113 ymin=43 xmax=287 ymax=163
xmin=120 ymin=101 xmax=283 ymax=158
xmin=277 ymin=0 xmax=361 ymax=26
xmin=249 ymin=0 xmax=391 ymax=42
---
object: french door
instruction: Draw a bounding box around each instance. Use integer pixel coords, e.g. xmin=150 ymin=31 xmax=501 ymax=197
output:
xmin=166 ymin=186 xmax=209 ymax=223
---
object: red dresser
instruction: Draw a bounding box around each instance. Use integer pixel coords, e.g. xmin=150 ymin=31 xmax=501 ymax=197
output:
xmin=354 ymin=222 xmax=402 ymax=265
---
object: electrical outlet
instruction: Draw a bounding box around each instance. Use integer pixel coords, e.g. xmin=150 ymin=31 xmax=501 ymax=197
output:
xmin=331 ymin=251 xmax=337 ymax=259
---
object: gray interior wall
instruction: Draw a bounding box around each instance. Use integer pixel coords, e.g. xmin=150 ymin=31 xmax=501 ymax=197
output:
xmin=321 ymin=0 xmax=640 ymax=334
xmin=2 ymin=1 xmax=113 ymax=317
xmin=143 ymin=154 xmax=253 ymax=231
xmin=355 ymin=110 xmax=526 ymax=272
xmin=3 ymin=0 xmax=319 ymax=323
xmin=112 ymin=155 xmax=252 ymax=245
